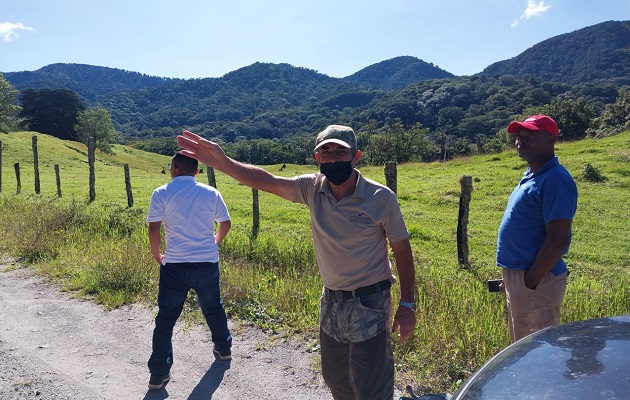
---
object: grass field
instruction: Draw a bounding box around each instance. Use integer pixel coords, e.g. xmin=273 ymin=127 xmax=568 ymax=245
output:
xmin=1 ymin=130 xmax=628 ymax=393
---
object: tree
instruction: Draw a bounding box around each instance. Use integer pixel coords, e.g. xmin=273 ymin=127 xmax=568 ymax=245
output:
xmin=587 ymin=87 xmax=630 ymax=137
xmin=19 ymin=89 xmax=85 ymax=139
xmin=74 ymin=107 xmax=118 ymax=154
xmin=0 ymin=74 xmax=21 ymax=133
xmin=357 ymin=121 xmax=437 ymax=165
xmin=540 ymin=97 xmax=595 ymax=140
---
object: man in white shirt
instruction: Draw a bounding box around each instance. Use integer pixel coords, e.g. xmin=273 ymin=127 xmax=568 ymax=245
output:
xmin=146 ymin=153 xmax=232 ymax=390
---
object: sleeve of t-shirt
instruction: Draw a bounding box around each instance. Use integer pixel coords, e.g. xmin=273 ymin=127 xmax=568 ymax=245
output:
xmin=146 ymin=190 xmax=165 ymax=223
xmin=542 ymin=177 xmax=578 ymax=224
xmin=291 ymin=174 xmax=318 ymax=206
xmin=214 ymin=191 xmax=231 ymax=223
xmin=381 ymin=192 xmax=410 ymax=243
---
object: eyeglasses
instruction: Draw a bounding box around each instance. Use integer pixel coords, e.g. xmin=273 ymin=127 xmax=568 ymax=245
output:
xmin=167 ymin=163 xmax=172 ymax=169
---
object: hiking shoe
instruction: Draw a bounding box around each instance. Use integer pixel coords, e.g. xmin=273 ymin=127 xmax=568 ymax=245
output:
xmin=213 ymin=347 xmax=232 ymax=361
xmin=148 ymin=373 xmax=170 ymax=390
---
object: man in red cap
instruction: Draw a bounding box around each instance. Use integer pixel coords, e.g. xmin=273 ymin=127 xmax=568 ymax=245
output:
xmin=497 ymin=115 xmax=578 ymax=342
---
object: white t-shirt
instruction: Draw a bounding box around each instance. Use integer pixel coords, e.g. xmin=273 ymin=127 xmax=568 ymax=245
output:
xmin=147 ymin=176 xmax=230 ymax=263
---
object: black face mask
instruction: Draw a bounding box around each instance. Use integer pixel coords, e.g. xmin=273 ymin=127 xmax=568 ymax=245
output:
xmin=320 ymin=161 xmax=354 ymax=186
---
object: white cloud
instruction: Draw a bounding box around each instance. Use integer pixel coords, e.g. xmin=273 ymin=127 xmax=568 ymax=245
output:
xmin=511 ymin=0 xmax=551 ymax=27
xmin=0 ymin=22 xmax=35 ymax=42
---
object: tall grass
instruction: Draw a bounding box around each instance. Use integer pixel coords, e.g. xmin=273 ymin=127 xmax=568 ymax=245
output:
xmin=0 ymin=130 xmax=628 ymax=392
xmin=0 ymin=195 xmax=155 ymax=306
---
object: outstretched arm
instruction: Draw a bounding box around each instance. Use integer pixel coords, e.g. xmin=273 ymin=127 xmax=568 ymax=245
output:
xmin=177 ymin=131 xmax=296 ymax=201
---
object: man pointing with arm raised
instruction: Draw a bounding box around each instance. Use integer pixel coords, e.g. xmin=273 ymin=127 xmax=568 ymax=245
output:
xmin=178 ymin=125 xmax=416 ymax=400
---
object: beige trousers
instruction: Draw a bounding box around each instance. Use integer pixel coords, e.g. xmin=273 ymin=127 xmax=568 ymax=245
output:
xmin=502 ymin=268 xmax=568 ymax=342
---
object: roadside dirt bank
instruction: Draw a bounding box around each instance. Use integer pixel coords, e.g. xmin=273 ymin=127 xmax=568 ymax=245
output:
xmin=0 ymin=257 xmax=333 ymax=399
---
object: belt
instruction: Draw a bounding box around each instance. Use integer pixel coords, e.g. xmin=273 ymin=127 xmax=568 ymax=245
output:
xmin=326 ymin=279 xmax=391 ymax=301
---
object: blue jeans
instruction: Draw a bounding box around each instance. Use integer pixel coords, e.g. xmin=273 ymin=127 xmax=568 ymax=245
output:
xmin=148 ymin=262 xmax=232 ymax=375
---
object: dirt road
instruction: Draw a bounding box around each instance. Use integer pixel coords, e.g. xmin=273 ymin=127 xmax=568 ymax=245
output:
xmin=0 ymin=257 xmax=332 ymax=399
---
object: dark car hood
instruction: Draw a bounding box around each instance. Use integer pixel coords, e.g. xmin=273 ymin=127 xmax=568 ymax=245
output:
xmin=454 ymin=315 xmax=630 ymax=400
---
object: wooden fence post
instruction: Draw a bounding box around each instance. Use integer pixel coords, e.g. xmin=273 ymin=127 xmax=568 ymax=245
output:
xmin=207 ymin=166 xmax=217 ymax=188
xmin=124 ymin=163 xmax=134 ymax=207
xmin=14 ymin=163 xmax=21 ymax=194
xmin=252 ymin=188 xmax=259 ymax=238
xmin=88 ymin=136 xmax=96 ymax=202
xmin=32 ymin=136 xmax=41 ymax=194
xmin=384 ymin=161 xmax=397 ymax=194
xmin=54 ymin=164 xmax=62 ymax=197
xmin=457 ymin=175 xmax=473 ymax=269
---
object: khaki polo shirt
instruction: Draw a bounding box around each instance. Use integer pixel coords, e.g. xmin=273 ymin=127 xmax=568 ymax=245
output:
xmin=291 ymin=171 xmax=409 ymax=290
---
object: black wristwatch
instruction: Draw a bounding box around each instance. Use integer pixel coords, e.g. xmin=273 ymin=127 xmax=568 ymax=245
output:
xmin=399 ymin=301 xmax=416 ymax=311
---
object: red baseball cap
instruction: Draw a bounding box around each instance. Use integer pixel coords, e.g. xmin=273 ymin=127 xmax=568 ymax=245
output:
xmin=507 ymin=115 xmax=559 ymax=136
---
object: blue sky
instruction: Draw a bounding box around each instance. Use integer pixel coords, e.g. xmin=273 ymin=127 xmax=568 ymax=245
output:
xmin=1 ymin=0 xmax=628 ymax=79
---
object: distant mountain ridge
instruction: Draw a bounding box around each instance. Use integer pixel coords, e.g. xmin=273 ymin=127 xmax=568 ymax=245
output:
xmin=2 ymin=20 xmax=628 ymax=146
xmin=3 ymin=63 xmax=179 ymax=104
xmin=344 ymin=56 xmax=455 ymax=90
xmin=481 ymin=20 xmax=630 ymax=86
xmin=3 ymin=57 xmax=454 ymax=107
xmin=3 ymin=21 xmax=628 ymax=104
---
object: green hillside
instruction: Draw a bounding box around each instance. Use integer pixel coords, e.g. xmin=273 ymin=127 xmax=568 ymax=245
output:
xmin=0 ymin=131 xmax=172 ymax=205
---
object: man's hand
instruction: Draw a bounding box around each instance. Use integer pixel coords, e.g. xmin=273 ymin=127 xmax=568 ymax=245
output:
xmin=177 ymin=130 xmax=297 ymax=201
xmin=524 ymin=270 xmax=540 ymax=290
xmin=524 ymin=219 xmax=573 ymax=290
xmin=392 ymin=306 xmax=416 ymax=343
xmin=177 ymin=131 xmax=228 ymax=168
xmin=154 ymin=253 xmax=164 ymax=266
xmin=148 ymin=221 xmax=164 ymax=266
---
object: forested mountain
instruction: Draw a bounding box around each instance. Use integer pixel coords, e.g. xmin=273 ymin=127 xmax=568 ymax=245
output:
xmin=348 ymin=74 xmax=619 ymax=137
xmin=3 ymin=64 xmax=179 ymax=104
xmin=481 ymin=20 xmax=630 ymax=86
xmin=344 ymin=56 xmax=455 ymax=90
xmin=96 ymin=62 xmax=378 ymax=139
xmin=3 ymin=20 xmax=629 ymax=162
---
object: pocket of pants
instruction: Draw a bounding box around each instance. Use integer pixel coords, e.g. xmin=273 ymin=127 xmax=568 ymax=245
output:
xmin=351 ymin=292 xmax=391 ymax=342
xmin=517 ymin=304 xmax=555 ymax=331
xmin=348 ymin=301 xmax=387 ymax=342
xmin=358 ymin=291 xmax=386 ymax=309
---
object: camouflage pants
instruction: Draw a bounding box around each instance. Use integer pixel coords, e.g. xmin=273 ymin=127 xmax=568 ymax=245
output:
xmin=319 ymin=287 xmax=394 ymax=400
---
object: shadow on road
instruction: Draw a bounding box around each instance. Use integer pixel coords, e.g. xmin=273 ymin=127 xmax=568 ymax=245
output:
xmin=142 ymin=359 xmax=231 ymax=400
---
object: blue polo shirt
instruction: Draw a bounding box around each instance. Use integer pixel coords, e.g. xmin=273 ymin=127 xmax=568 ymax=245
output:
xmin=497 ymin=157 xmax=577 ymax=276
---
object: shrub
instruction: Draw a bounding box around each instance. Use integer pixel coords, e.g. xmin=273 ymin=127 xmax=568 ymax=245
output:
xmin=581 ymin=163 xmax=608 ymax=182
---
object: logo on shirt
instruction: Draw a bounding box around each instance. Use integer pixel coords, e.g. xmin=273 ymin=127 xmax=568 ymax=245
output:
xmin=349 ymin=212 xmax=374 ymax=225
